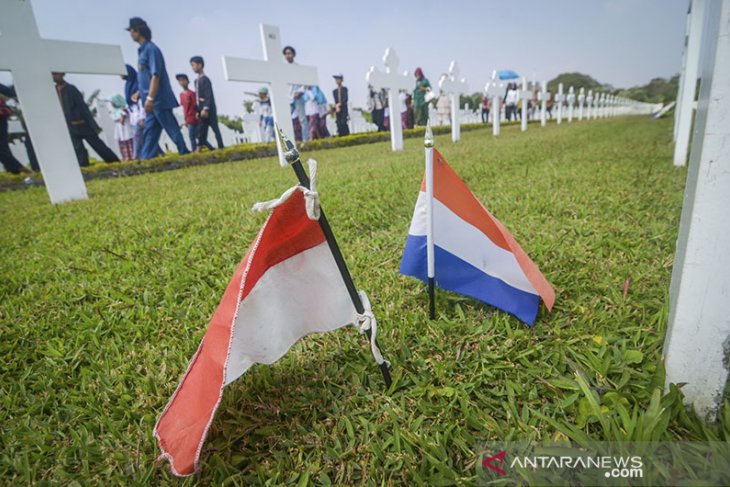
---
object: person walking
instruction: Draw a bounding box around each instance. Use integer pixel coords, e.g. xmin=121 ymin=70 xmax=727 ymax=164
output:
xmin=256 ymin=87 xmax=275 ymax=143
xmin=52 ymin=72 xmax=120 ymax=167
xmin=413 ymin=67 xmax=431 ymax=126
xmin=504 ymin=83 xmax=519 ymax=122
xmin=367 ymin=85 xmax=385 ymax=131
xmin=0 ymin=83 xmax=38 ymax=171
xmin=175 ymin=73 xmax=202 ymax=151
xmin=126 ymin=17 xmax=189 ymax=160
xmin=283 ymin=46 xmax=308 ymax=142
xmin=332 ymin=74 xmax=349 ymax=136
xmin=0 ymin=93 xmax=32 ymax=174
xmin=190 ymin=56 xmax=224 ymax=151
xmin=480 ymin=94 xmax=490 ymax=123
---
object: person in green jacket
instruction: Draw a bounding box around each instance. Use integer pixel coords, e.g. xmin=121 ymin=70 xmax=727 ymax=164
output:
xmin=413 ymin=67 xmax=431 ymax=126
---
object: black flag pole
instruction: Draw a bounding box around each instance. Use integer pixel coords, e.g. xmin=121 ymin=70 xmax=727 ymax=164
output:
xmin=274 ymin=125 xmax=392 ymax=389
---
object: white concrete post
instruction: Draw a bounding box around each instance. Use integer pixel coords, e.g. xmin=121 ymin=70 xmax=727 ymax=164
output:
xmin=664 ymin=0 xmax=730 ymax=421
xmin=674 ymin=0 xmax=707 ymax=166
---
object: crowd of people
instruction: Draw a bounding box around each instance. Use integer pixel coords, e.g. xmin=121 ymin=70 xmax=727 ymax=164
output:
xmin=480 ymin=83 xmax=557 ymax=124
xmin=0 ymin=15 xmax=565 ymax=176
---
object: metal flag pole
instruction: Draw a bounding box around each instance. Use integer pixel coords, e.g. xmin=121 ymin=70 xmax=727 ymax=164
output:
xmin=425 ymin=123 xmax=436 ymax=320
xmin=274 ymin=125 xmax=392 ymax=388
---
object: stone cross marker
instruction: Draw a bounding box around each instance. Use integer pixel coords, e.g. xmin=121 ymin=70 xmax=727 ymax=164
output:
xmin=223 ymin=24 xmax=319 ymax=166
xmin=537 ymin=81 xmax=548 ymax=127
xmin=485 ymin=73 xmax=504 ymax=136
xmin=566 ymin=86 xmax=576 ymax=123
xmin=555 ymin=83 xmax=565 ymax=124
xmin=437 ymin=61 xmax=468 ymax=142
xmin=578 ymin=87 xmax=586 ymax=121
xmin=366 ymin=48 xmax=411 ymax=151
xmin=595 ymin=93 xmax=603 ymax=119
xmin=586 ymin=90 xmax=594 ymax=120
xmin=0 ymin=0 xmax=125 ymax=204
xmin=518 ymin=78 xmax=531 ymax=132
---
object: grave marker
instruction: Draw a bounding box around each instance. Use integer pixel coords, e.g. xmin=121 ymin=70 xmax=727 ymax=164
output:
xmin=555 ymin=83 xmax=565 ymax=124
xmin=366 ymin=48 xmax=411 ymax=151
xmin=537 ymin=80 xmax=548 ymax=127
xmin=437 ymin=61 xmax=469 ymax=142
xmin=578 ymin=87 xmax=586 ymax=121
xmin=223 ymin=24 xmax=319 ymax=166
xmin=567 ymin=86 xmax=575 ymax=123
xmin=0 ymin=0 xmax=125 ymax=203
xmin=518 ymin=78 xmax=531 ymax=132
xmin=485 ymin=73 xmax=504 ymax=136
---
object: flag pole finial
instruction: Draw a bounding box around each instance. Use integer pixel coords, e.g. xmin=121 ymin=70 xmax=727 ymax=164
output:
xmin=424 ymin=122 xmax=434 ymax=148
xmin=275 ymin=123 xmax=299 ymax=165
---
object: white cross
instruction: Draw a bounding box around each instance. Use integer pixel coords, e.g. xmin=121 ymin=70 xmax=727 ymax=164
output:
xmin=566 ymin=86 xmax=576 ymax=123
xmin=222 ymin=24 xmax=319 ymax=166
xmin=536 ymin=80 xmax=549 ymax=127
xmin=366 ymin=48 xmax=411 ymax=151
xmin=586 ymin=90 xmax=594 ymax=120
xmin=518 ymin=77 xmax=531 ymax=132
xmin=597 ymin=93 xmax=604 ymax=118
xmin=485 ymin=72 xmax=504 ymax=136
xmin=0 ymin=0 xmax=125 ymax=204
xmin=437 ymin=61 xmax=468 ymax=142
xmin=555 ymin=83 xmax=565 ymax=124
xmin=577 ymin=87 xmax=586 ymax=121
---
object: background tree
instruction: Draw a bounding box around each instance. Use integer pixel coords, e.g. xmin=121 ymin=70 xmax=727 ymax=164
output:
xmin=547 ymin=73 xmax=604 ymax=93
xmin=218 ymin=115 xmax=244 ymax=134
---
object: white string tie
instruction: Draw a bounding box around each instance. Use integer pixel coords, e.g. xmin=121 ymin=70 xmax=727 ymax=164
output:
xmin=251 ymin=159 xmax=320 ymax=220
xmin=355 ymin=290 xmax=390 ymax=367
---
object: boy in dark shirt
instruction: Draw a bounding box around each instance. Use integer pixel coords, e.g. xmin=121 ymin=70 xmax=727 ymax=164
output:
xmin=190 ymin=56 xmax=224 ymax=151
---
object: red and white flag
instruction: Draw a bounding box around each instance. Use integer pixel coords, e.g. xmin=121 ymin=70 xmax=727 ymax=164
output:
xmin=154 ymin=170 xmax=385 ymax=476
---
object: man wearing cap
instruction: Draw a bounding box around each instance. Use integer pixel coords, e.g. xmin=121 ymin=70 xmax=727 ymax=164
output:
xmin=126 ymin=17 xmax=189 ymax=159
xmin=190 ymin=56 xmax=224 ymax=151
xmin=332 ymin=74 xmax=350 ymax=137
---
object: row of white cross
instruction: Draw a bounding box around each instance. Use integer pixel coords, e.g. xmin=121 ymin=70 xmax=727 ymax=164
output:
xmin=0 ymin=0 xmax=653 ymax=204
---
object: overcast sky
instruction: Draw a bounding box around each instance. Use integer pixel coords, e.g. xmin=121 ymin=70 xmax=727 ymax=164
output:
xmin=2 ymin=0 xmax=688 ymax=117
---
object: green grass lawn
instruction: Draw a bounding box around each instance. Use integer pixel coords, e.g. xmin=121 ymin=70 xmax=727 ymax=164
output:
xmin=2 ymin=117 xmax=727 ymax=485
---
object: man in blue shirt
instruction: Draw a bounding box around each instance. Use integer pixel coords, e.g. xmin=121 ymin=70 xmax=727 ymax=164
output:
xmin=126 ymin=17 xmax=188 ymax=160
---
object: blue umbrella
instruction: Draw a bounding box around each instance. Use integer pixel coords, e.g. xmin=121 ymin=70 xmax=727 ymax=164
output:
xmin=497 ymin=70 xmax=520 ymax=80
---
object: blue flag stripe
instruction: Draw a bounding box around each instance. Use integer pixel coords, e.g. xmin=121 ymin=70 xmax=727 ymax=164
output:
xmin=400 ymin=235 xmax=540 ymax=325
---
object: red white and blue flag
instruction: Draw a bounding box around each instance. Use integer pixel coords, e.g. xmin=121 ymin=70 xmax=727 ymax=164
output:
xmin=400 ymin=148 xmax=554 ymax=325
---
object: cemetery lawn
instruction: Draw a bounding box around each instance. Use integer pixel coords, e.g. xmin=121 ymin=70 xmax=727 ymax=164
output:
xmin=2 ymin=117 xmax=728 ymax=485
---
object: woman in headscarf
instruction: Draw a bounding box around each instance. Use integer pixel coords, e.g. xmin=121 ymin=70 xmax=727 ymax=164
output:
xmin=413 ymin=67 xmax=431 ymax=126
xmin=121 ymin=64 xmax=144 ymax=159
